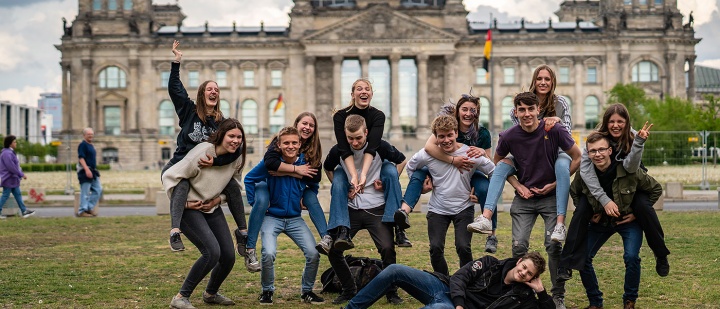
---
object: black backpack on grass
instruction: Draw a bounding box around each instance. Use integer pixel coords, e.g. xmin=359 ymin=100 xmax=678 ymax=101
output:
xmin=320 ymin=255 xmax=384 ymax=293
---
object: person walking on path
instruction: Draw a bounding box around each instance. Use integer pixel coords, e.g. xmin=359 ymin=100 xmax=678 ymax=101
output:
xmin=77 ymin=128 xmax=102 ymax=217
xmin=0 ymin=135 xmax=36 ymax=219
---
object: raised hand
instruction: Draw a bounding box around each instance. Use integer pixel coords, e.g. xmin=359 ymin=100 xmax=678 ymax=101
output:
xmin=172 ymin=40 xmax=182 ymax=62
xmin=637 ymin=121 xmax=654 ymax=139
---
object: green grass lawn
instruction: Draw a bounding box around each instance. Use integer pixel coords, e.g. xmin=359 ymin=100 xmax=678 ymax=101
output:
xmin=0 ymin=211 xmax=719 ymax=308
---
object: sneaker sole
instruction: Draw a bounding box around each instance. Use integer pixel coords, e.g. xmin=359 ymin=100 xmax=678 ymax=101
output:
xmin=22 ymin=213 xmax=36 ymax=218
xmin=259 ymin=302 xmax=273 ymax=305
xmin=315 ymin=244 xmax=330 ymax=255
xmin=396 ymin=243 xmax=412 ymax=248
xmin=169 ymin=240 xmax=185 ymax=252
xmin=393 ymin=211 xmax=411 ymax=229
xmin=467 ymin=225 xmax=493 ymax=234
xmin=551 ymin=235 xmax=566 ymax=242
xmin=246 ymin=264 xmax=262 ymax=273
xmin=333 ymin=240 xmax=355 ymax=251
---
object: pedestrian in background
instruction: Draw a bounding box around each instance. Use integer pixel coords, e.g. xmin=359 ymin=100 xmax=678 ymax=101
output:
xmin=77 ymin=128 xmax=102 ymax=217
xmin=0 ymin=135 xmax=36 ymax=219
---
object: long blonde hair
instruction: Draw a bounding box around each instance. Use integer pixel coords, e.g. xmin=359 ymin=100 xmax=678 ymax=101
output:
xmin=333 ymin=78 xmax=374 ymax=114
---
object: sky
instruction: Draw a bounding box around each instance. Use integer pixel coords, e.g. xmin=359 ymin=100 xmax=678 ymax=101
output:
xmin=0 ymin=0 xmax=718 ymax=107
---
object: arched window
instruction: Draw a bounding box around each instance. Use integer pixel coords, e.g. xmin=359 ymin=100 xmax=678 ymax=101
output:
xmin=632 ymin=61 xmax=659 ymax=82
xmin=98 ymin=66 xmax=127 ymax=89
xmin=268 ymin=99 xmax=285 ymax=134
xmin=158 ymin=100 xmax=175 ymax=135
xmin=369 ymin=59 xmax=391 ymax=133
xmin=102 ymin=148 xmax=119 ymax=164
xmin=584 ymin=96 xmax=600 ymax=129
xmin=479 ymin=97 xmax=491 ymax=129
xmin=399 ymin=58 xmax=418 ymax=134
xmin=501 ymin=96 xmax=514 ymax=129
xmin=242 ymin=100 xmax=258 ymax=134
xmin=219 ymin=99 xmax=231 ymax=118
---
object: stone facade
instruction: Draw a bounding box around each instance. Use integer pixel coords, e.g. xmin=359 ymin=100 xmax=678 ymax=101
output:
xmin=57 ymin=0 xmax=699 ymax=168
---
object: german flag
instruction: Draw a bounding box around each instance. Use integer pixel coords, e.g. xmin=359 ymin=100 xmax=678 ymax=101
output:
xmin=483 ymin=30 xmax=492 ymax=72
xmin=273 ymin=93 xmax=283 ymax=114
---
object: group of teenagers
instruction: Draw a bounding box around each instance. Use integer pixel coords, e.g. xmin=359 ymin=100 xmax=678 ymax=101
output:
xmin=160 ymin=40 xmax=670 ymax=309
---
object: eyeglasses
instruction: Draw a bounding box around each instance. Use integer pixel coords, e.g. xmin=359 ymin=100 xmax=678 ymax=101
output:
xmin=588 ymin=147 xmax=610 ymax=156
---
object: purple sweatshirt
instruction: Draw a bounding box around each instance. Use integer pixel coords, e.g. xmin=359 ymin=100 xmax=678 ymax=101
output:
xmin=0 ymin=148 xmax=24 ymax=188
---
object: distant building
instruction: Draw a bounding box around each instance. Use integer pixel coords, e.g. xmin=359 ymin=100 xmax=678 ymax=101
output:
xmin=693 ymin=65 xmax=720 ymax=101
xmin=38 ymin=92 xmax=62 ymax=133
xmin=57 ymin=0 xmax=699 ymax=168
xmin=0 ymin=100 xmax=43 ymax=144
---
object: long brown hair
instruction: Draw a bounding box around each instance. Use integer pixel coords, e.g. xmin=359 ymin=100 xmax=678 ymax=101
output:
xmin=597 ymin=103 xmax=634 ymax=154
xmin=208 ymin=118 xmax=246 ymax=172
xmin=195 ymin=80 xmax=223 ymax=123
xmin=528 ymin=65 xmax=558 ymax=117
xmin=294 ymin=112 xmax=322 ymax=168
xmin=455 ymin=95 xmax=480 ymax=145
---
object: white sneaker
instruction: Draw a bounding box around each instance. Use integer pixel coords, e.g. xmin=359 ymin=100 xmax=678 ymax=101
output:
xmin=315 ymin=234 xmax=333 ymax=255
xmin=245 ymin=249 xmax=262 ymax=272
xmin=553 ymin=296 xmax=566 ymax=309
xmin=467 ymin=215 xmax=493 ymax=234
xmin=551 ymin=224 xmax=566 ymax=242
xmin=0 ymin=215 xmax=7 ymax=219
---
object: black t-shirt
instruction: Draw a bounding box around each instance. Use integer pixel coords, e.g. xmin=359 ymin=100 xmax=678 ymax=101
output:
xmin=595 ymin=160 xmax=619 ymax=201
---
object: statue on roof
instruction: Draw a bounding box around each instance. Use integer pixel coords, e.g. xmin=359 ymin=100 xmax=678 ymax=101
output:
xmin=129 ymin=17 xmax=139 ymax=34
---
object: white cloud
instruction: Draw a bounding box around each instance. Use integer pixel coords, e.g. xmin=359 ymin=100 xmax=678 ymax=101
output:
xmin=0 ymin=86 xmax=45 ymax=107
xmin=698 ymin=59 xmax=720 ymax=69
xmin=464 ymin=0 xmax=563 ymax=22
xmin=0 ymin=32 xmax=28 ymax=72
xmin=677 ymin=0 xmax=719 ymax=25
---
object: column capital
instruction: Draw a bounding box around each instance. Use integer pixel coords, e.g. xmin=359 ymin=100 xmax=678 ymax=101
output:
xmin=665 ymin=53 xmax=677 ymax=62
xmin=332 ymin=55 xmax=343 ymax=63
xmin=444 ymin=54 xmax=456 ymax=63
xmin=619 ymin=54 xmax=630 ymax=63
xmin=305 ymin=56 xmax=316 ymax=65
xmin=257 ymin=59 xmax=268 ymax=66
xmin=128 ymin=59 xmax=140 ymax=67
xmin=359 ymin=54 xmax=371 ymax=62
xmin=81 ymin=59 xmax=93 ymax=67
xmin=416 ymin=53 xmax=429 ymax=62
xmin=59 ymin=61 xmax=71 ymax=70
xmin=389 ymin=53 xmax=402 ymax=62
xmin=686 ymin=54 xmax=697 ymax=62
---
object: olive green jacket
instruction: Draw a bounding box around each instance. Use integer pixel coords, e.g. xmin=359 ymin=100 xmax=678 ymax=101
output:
xmin=570 ymin=164 xmax=662 ymax=215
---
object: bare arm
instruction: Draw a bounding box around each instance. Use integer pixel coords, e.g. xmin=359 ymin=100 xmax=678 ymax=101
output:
xmin=566 ymin=144 xmax=582 ymax=176
xmin=79 ymin=157 xmax=92 ymax=179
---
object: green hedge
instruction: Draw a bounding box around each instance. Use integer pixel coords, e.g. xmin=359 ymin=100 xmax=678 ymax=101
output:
xmin=20 ymin=163 xmax=111 ymax=172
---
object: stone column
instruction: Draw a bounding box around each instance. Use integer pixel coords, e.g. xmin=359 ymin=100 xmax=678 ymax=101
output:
xmin=574 ymin=57 xmax=584 ymax=130
xmin=444 ymin=54 xmax=455 ymax=104
xmin=60 ymin=62 xmax=72 ymax=133
xmin=333 ymin=55 xmax=343 ymax=110
xmin=519 ymin=57 xmax=529 ymax=89
xmin=360 ymin=54 xmax=371 ymax=78
xmin=258 ymin=60 xmax=268 ymax=135
xmin=490 ymin=60 xmax=503 ymax=133
xmin=389 ymin=54 xmax=402 ymax=141
xmin=230 ymin=60 xmax=240 ymax=118
xmin=687 ymin=55 xmax=696 ymax=100
xmin=619 ymin=54 xmax=629 ymax=84
xmin=128 ymin=58 xmax=139 ymax=132
xmin=81 ymin=59 xmax=93 ymax=130
xmin=665 ymin=53 xmax=677 ymax=97
xmin=416 ymin=54 xmax=430 ymax=135
xmin=305 ymin=56 xmax=316 ymax=113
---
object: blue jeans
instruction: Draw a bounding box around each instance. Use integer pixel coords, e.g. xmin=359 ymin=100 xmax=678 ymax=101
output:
xmin=404 ymin=166 xmax=496 ymax=229
xmin=78 ymin=178 xmax=102 ymax=215
xmin=555 ymin=152 xmax=571 ymax=216
xmin=485 ymin=153 xmax=570 ymax=217
xmin=345 ymin=264 xmax=453 ymax=309
xmin=328 ymin=161 xmax=402 ymax=230
xmin=580 ymin=221 xmax=643 ymax=307
xmin=0 ymin=187 xmax=28 ymax=213
xmin=246 ymin=182 xmax=327 ymax=249
xmin=260 ymin=215 xmax=320 ymax=294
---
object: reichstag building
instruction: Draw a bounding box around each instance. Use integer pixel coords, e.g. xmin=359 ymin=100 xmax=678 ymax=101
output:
xmin=57 ymin=0 xmax=698 ymax=167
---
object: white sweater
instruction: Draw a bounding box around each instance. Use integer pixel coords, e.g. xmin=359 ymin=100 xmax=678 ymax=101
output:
xmin=161 ymin=142 xmax=243 ymax=213
xmin=406 ymin=144 xmax=494 ymax=215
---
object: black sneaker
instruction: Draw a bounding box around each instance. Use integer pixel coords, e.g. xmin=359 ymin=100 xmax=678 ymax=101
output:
xmin=393 ymin=209 xmax=411 ymax=229
xmin=22 ymin=210 xmax=36 ymax=218
xmin=258 ymin=290 xmax=273 ymax=305
xmin=332 ymin=291 xmax=356 ymax=305
xmin=170 ymin=232 xmax=185 ymax=252
xmin=386 ymin=291 xmax=403 ymax=305
xmin=300 ymin=291 xmax=325 ymax=304
xmin=655 ymin=255 xmax=670 ymax=277
xmin=484 ymin=235 xmax=498 ymax=254
xmin=333 ymin=226 xmax=355 ymax=251
xmin=557 ymin=267 xmax=572 ymax=282
xmin=234 ymin=229 xmax=248 ymax=257
xmin=394 ymin=226 xmax=412 ymax=247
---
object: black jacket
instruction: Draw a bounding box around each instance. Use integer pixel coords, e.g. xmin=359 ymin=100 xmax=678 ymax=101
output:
xmin=333 ymin=106 xmax=385 ymax=160
xmin=167 ymin=62 xmax=239 ymax=166
xmin=323 ymin=140 xmax=405 ymax=172
xmin=432 ymin=256 xmax=554 ymax=309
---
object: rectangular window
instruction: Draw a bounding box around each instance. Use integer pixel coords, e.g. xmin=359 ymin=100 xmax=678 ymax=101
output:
xmin=475 ymin=68 xmax=487 ymax=85
xmin=161 ymin=71 xmax=170 ymax=88
xmin=108 ymin=0 xmax=117 ymax=10
xmin=639 ymin=0 xmax=647 ymax=4
xmin=93 ymin=0 xmax=102 ymax=10
xmin=271 ymin=70 xmax=283 ymax=87
xmin=558 ymin=66 xmax=570 ymax=84
xmin=188 ymin=71 xmax=199 ymax=88
xmin=503 ymin=67 xmax=515 ymax=84
xmin=587 ymin=66 xmax=597 ymax=84
xmin=216 ymin=70 xmax=227 ymax=87
xmin=161 ymin=148 xmax=171 ymax=160
xmin=654 ymin=0 xmax=662 ymax=4
xmin=243 ymin=70 xmax=255 ymax=87
xmin=123 ymin=0 xmax=133 ymax=10
xmin=104 ymin=106 xmax=121 ymax=135
xmin=624 ymin=0 xmax=631 ymax=4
